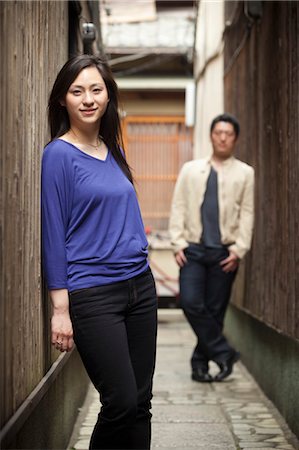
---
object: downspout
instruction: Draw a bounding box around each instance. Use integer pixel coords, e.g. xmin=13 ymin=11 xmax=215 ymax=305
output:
xmin=87 ymin=0 xmax=105 ymax=58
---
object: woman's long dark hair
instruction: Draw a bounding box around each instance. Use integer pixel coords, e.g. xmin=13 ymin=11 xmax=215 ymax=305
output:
xmin=48 ymin=55 xmax=133 ymax=184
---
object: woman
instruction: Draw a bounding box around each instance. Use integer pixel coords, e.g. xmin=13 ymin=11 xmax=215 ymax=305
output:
xmin=41 ymin=55 xmax=157 ymax=450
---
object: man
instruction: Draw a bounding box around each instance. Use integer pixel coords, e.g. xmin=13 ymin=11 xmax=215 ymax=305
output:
xmin=169 ymin=113 xmax=254 ymax=382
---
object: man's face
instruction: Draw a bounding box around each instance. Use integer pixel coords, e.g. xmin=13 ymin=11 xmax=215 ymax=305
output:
xmin=210 ymin=121 xmax=238 ymax=159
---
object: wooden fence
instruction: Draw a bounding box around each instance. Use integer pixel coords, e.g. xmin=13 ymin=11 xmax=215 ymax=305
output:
xmin=224 ymin=1 xmax=299 ymax=339
xmin=0 ymin=0 xmax=68 ymax=430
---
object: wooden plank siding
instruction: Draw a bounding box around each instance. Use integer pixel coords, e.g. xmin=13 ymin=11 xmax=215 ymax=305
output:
xmin=0 ymin=1 xmax=68 ymax=429
xmin=224 ymin=1 xmax=299 ymax=339
xmin=122 ymin=116 xmax=193 ymax=230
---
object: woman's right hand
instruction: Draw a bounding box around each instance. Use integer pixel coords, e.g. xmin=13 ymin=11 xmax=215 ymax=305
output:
xmin=51 ymin=311 xmax=74 ymax=352
xmin=50 ymin=289 xmax=74 ymax=352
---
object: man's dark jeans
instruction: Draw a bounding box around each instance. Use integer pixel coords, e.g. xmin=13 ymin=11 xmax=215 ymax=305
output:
xmin=69 ymin=267 xmax=158 ymax=450
xmin=179 ymin=243 xmax=237 ymax=371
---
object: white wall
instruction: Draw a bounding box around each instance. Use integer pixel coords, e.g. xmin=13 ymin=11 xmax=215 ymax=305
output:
xmin=193 ymin=0 xmax=224 ymax=158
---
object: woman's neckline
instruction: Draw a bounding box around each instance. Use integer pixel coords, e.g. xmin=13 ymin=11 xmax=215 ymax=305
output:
xmin=57 ymin=138 xmax=109 ymax=162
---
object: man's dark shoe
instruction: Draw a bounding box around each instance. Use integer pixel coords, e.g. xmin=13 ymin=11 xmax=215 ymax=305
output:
xmin=214 ymin=352 xmax=240 ymax=381
xmin=191 ymin=367 xmax=213 ymax=382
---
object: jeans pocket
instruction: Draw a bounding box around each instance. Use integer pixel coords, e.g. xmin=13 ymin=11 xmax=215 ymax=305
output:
xmin=69 ymin=286 xmax=108 ymax=319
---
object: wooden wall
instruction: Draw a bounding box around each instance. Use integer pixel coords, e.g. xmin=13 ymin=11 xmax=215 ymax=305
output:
xmin=224 ymin=1 xmax=299 ymax=339
xmin=0 ymin=0 xmax=68 ymax=429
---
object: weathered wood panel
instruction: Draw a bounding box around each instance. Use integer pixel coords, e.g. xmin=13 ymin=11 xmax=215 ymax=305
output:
xmin=224 ymin=1 xmax=299 ymax=339
xmin=0 ymin=0 xmax=68 ymax=428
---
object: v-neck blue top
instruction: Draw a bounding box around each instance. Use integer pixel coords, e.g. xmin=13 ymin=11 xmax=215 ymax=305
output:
xmin=41 ymin=139 xmax=148 ymax=291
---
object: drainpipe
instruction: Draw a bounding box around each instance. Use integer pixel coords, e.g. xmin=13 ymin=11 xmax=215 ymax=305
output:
xmin=87 ymin=0 xmax=105 ymax=58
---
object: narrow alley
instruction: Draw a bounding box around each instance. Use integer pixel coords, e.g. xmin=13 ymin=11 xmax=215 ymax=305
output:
xmin=68 ymin=310 xmax=298 ymax=450
xmin=1 ymin=2 xmax=298 ymax=449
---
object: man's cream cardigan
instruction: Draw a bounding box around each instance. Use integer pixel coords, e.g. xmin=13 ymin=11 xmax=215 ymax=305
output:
xmin=169 ymin=156 xmax=255 ymax=259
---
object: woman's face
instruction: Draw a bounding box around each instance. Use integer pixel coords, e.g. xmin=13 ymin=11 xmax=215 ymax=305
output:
xmin=63 ymin=66 xmax=109 ymax=129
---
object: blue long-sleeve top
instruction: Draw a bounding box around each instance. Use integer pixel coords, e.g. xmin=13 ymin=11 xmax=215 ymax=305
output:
xmin=41 ymin=139 xmax=148 ymax=292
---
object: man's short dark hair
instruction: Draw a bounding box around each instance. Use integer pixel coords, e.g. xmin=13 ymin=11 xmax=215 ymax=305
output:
xmin=210 ymin=113 xmax=240 ymax=137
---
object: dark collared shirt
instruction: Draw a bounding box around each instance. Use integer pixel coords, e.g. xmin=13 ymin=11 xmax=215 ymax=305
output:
xmin=200 ymin=167 xmax=222 ymax=248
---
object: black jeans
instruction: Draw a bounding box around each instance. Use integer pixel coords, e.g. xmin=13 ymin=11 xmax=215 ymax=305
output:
xmin=179 ymin=244 xmax=237 ymax=370
xmin=69 ymin=268 xmax=158 ymax=450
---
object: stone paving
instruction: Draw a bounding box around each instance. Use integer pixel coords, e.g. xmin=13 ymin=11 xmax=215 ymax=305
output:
xmin=68 ymin=310 xmax=298 ymax=450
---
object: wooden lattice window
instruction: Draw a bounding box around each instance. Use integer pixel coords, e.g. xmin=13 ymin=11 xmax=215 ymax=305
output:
xmin=122 ymin=116 xmax=193 ymax=230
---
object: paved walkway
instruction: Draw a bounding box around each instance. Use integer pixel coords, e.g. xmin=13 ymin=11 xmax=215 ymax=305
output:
xmin=68 ymin=310 xmax=298 ymax=450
